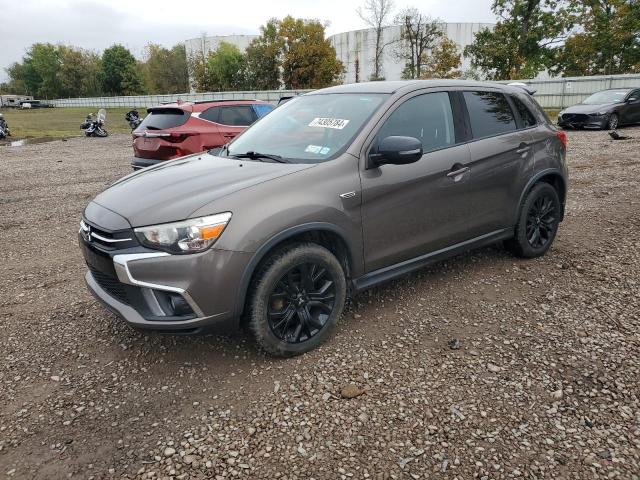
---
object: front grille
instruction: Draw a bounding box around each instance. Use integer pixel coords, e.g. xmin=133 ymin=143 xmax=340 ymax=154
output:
xmin=82 ymin=220 xmax=138 ymax=251
xmin=561 ymin=113 xmax=589 ymax=122
xmin=88 ymin=264 xmax=129 ymax=305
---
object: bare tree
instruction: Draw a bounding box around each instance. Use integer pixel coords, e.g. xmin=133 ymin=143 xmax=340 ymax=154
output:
xmin=357 ymin=0 xmax=395 ymax=80
xmin=394 ymin=8 xmax=444 ymax=79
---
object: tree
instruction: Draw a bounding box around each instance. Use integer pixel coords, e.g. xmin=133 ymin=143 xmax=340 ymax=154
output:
xmin=101 ymin=44 xmax=145 ymax=95
xmin=552 ymin=0 xmax=640 ymax=76
xmin=20 ymin=43 xmax=63 ymax=98
xmin=245 ymin=19 xmax=283 ymax=90
xmin=421 ymin=37 xmax=462 ymax=79
xmin=142 ymin=44 xmax=189 ymax=94
xmin=357 ymin=0 xmax=395 ymax=80
xmin=58 ymin=46 xmax=102 ymax=97
xmin=206 ymin=42 xmax=248 ymax=91
xmin=278 ymin=16 xmax=345 ymax=89
xmin=464 ymin=0 xmax=572 ymax=80
xmin=394 ymin=8 xmax=444 ymax=79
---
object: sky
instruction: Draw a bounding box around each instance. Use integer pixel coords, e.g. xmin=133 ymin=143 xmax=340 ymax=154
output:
xmin=0 ymin=0 xmax=495 ymax=82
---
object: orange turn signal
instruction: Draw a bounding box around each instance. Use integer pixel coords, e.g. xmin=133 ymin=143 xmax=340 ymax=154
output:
xmin=200 ymin=223 xmax=226 ymax=240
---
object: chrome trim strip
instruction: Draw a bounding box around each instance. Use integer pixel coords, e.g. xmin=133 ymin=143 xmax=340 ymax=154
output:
xmin=112 ymin=253 xmax=205 ymax=317
xmin=91 ymin=232 xmax=133 ymax=243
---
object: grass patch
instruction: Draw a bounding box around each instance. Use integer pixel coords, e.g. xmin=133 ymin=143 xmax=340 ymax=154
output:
xmin=0 ymin=107 xmax=137 ymax=139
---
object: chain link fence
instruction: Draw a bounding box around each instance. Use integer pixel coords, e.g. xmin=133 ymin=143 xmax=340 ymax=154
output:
xmin=49 ymin=74 xmax=640 ymax=110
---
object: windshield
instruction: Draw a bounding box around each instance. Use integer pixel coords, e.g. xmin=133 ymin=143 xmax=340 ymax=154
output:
xmin=582 ymin=90 xmax=629 ymax=105
xmin=227 ymin=93 xmax=389 ymax=163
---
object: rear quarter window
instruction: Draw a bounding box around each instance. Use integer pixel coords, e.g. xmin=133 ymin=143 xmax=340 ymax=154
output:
xmin=510 ymin=95 xmax=537 ymax=128
xmin=138 ymin=108 xmax=188 ymax=130
xmin=463 ymin=91 xmax=517 ymax=139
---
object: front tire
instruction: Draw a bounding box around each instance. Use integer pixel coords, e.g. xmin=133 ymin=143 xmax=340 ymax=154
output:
xmin=607 ymin=113 xmax=619 ymax=130
xmin=247 ymin=243 xmax=347 ymax=357
xmin=505 ymin=183 xmax=561 ymax=258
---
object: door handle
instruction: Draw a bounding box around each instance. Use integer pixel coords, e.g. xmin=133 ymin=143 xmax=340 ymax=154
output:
xmin=516 ymin=143 xmax=531 ymax=155
xmin=446 ymin=166 xmax=470 ymax=178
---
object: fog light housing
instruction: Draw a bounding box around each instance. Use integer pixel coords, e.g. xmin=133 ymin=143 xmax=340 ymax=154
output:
xmin=168 ymin=294 xmax=193 ymax=316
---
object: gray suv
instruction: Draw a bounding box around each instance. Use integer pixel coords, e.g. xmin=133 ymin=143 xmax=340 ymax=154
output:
xmin=79 ymin=80 xmax=568 ymax=356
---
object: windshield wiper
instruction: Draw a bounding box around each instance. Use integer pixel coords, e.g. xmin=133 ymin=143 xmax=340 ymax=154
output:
xmin=230 ymin=151 xmax=289 ymax=163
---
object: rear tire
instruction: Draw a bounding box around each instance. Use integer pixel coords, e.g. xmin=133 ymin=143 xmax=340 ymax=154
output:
xmin=247 ymin=243 xmax=347 ymax=357
xmin=505 ymin=183 xmax=561 ymax=259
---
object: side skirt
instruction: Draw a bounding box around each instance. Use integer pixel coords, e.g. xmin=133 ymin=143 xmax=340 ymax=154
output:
xmin=352 ymin=228 xmax=513 ymax=292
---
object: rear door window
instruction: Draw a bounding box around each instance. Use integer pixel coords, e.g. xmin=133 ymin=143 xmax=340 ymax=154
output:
xmin=218 ymin=106 xmax=257 ymax=126
xmin=138 ymin=108 xmax=188 ymax=130
xmin=375 ymin=92 xmax=456 ymax=154
xmin=510 ymin=96 xmax=537 ymax=128
xmin=463 ymin=91 xmax=517 ymax=139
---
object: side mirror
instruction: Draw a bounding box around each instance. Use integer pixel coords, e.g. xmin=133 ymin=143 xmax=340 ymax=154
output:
xmin=368 ymin=136 xmax=423 ymax=168
xmin=628 ymin=96 xmax=639 ymax=103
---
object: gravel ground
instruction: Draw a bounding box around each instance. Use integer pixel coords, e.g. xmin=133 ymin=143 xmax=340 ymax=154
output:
xmin=1 ymin=129 xmax=639 ymax=480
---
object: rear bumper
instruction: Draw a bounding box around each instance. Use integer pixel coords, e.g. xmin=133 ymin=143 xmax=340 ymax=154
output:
xmin=131 ymin=157 xmax=165 ymax=170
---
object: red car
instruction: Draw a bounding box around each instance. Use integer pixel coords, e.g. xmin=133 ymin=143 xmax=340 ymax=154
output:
xmin=131 ymin=99 xmax=274 ymax=169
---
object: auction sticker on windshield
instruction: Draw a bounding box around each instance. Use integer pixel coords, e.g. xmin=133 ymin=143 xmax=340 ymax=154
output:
xmin=308 ymin=118 xmax=350 ymax=129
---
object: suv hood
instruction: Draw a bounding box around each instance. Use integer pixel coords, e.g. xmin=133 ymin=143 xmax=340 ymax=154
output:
xmin=92 ymin=154 xmax=315 ymax=227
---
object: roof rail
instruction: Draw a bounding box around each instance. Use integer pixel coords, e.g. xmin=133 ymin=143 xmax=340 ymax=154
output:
xmin=507 ymin=82 xmax=537 ymax=95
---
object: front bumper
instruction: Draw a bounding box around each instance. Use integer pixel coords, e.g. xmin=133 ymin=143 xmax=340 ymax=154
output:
xmin=80 ymin=228 xmax=252 ymax=333
xmin=558 ymin=114 xmax=608 ymax=129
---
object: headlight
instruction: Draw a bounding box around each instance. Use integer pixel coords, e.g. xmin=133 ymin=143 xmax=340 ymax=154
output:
xmin=134 ymin=212 xmax=232 ymax=254
xmin=594 ymin=111 xmax=608 ymax=116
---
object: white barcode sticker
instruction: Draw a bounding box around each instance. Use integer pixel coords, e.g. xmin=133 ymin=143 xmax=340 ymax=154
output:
xmin=308 ymin=117 xmax=350 ymax=129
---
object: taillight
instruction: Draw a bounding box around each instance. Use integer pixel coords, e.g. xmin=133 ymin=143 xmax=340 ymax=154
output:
xmin=556 ymin=130 xmax=568 ymax=149
xmin=165 ymin=133 xmax=193 ymax=143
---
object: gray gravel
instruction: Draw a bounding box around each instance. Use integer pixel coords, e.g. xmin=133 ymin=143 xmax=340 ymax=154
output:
xmin=0 ymin=128 xmax=639 ymax=479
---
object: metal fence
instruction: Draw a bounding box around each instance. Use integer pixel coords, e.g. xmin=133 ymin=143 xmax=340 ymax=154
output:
xmin=51 ymin=90 xmax=312 ymax=108
xmin=49 ymin=73 xmax=640 ymax=110
xmin=497 ymin=73 xmax=640 ymax=109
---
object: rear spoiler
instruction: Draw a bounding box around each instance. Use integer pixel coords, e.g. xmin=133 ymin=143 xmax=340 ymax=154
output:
xmin=507 ymin=82 xmax=537 ymax=95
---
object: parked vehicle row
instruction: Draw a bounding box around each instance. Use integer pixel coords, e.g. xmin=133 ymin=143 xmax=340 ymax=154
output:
xmin=79 ymin=80 xmax=568 ymax=356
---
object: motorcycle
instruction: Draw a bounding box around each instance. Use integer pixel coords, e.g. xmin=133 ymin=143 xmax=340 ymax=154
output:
xmin=81 ymin=109 xmax=108 ymax=137
xmin=0 ymin=114 xmax=10 ymax=139
xmin=125 ymin=110 xmax=143 ymax=131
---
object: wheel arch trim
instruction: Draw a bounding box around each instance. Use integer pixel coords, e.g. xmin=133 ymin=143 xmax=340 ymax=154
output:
xmin=233 ymin=222 xmax=357 ymax=318
xmin=516 ymin=168 xmax=567 ymax=221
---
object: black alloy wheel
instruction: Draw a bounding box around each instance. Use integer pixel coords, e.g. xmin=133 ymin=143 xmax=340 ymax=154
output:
xmin=505 ymin=182 xmax=561 ymax=258
xmin=525 ymin=194 xmax=557 ymax=249
xmin=247 ymin=242 xmax=347 ymax=357
xmin=607 ymin=113 xmax=619 ymax=130
xmin=267 ymin=262 xmax=336 ymax=343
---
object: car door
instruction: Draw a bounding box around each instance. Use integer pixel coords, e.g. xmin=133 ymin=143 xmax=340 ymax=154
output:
xmin=623 ymin=89 xmax=640 ymax=124
xmin=360 ymin=90 xmax=481 ymax=272
xmin=461 ymin=90 xmax=534 ymax=232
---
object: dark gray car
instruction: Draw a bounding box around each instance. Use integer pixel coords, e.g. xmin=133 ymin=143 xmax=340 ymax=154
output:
xmin=79 ymin=80 xmax=568 ymax=356
xmin=558 ymin=87 xmax=640 ymax=130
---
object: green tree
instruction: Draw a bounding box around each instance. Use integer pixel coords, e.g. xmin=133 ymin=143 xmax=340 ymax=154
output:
xmin=58 ymin=46 xmax=102 ymax=97
xmin=245 ymin=19 xmax=283 ymax=90
xmin=553 ymin=0 xmax=640 ymax=76
xmin=394 ymin=8 xmax=444 ymax=79
xmin=464 ymin=0 xmax=572 ymax=80
xmin=207 ymin=42 xmax=248 ymax=91
xmin=21 ymin=43 xmax=63 ymax=98
xmin=101 ymin=44 xmax=145 ymax=95
xmin=278 ymin=16 xmax=344 ymax=89
xmin=4 ymin=62 xmax=29 ymax=95
xmin=421 ymin=37 xmax=462 ymax=79
xmin=143 ymin=43 xmax=189 ymax=94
